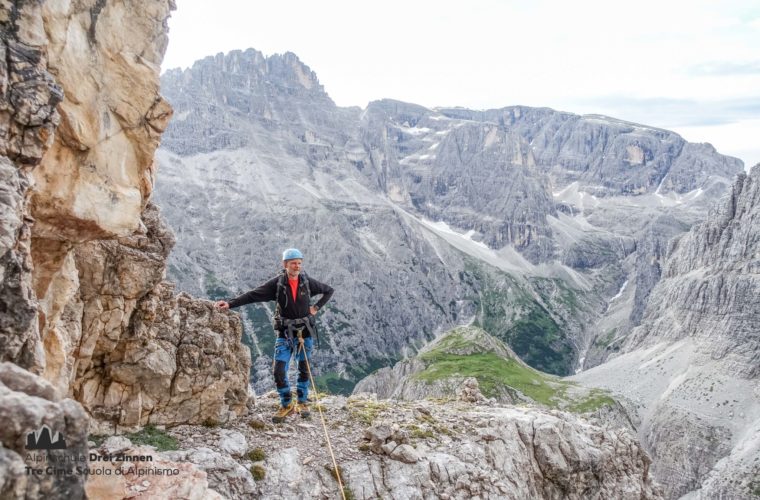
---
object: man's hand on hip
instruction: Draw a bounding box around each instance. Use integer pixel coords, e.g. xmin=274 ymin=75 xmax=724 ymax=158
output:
xmin=309 ymin=306 xmax=318 ymax=316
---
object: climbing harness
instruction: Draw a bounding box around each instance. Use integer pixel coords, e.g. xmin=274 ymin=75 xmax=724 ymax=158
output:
xmin=281 ymin=316 xmax=316 ymax=347
xmin=296 ymin=331 xmax=346 ymax=500
xmin=273 ymin=271 xmax=320 ymax=347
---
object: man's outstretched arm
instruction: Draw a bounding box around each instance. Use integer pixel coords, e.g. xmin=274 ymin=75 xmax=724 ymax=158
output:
xmin=216 ymin=277 xmax=278 ymax=310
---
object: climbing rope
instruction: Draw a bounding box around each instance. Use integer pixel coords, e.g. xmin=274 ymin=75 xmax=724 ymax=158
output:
xmin=297 ymin=335 xmax=347 ymax=500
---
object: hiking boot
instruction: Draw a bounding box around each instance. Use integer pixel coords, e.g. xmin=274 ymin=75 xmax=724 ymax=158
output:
xmin=271 ymin=402 xmax=295 ymax=423
xmin=297 ymin=402 xmax=311 ymax=418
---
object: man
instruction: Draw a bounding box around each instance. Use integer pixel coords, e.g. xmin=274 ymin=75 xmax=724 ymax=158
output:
xmin=216 ymin=248 xmax=334 ymax=423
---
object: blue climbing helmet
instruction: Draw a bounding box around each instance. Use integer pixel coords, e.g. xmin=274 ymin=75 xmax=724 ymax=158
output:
xmin=282 ymin=248 xmax=304 ymax=261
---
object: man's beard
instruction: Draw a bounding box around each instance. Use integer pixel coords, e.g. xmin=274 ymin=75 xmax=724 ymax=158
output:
xmin=286 ymin=269 xmax=300 ymax=278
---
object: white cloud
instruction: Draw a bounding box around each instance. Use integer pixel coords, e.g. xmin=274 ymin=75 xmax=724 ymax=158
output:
xmin=672 ymin=120 xmax=760 ymax=172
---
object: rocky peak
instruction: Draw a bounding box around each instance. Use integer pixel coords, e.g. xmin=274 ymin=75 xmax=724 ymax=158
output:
xmin=163 ymin=48 xmax=327 ymax=100
xmin=160 ymin=48 xmax=353 ymax=155
xmin=664 ymin=165 xmax=760 ymax=276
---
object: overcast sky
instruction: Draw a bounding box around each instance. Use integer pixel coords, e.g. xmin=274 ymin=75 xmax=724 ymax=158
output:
xmin=162 ymin=0 xmax=760 ymax=170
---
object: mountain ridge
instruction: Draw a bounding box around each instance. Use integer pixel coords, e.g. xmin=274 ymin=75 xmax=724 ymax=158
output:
xmin=155 ymin=48 xmax=743 ymax=388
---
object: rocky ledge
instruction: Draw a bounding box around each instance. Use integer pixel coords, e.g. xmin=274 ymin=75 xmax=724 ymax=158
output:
xmin=81 ymin=390 xmax=663 ymax=500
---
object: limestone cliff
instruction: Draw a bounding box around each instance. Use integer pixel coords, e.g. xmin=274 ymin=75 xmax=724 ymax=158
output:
xmin=1 ymin=0 xmax=249 ymax=433
xmin=572 ymin=166 xmax=760 ymax=499
xmin=628 ymin=166 xmax=759 ymax=373
xmin=1 ymin=1 xmax=62 ymax=372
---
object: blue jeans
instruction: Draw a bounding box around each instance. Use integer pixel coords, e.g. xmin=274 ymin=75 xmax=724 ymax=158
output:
xmin=273 ymin=336 xmax=314 ymax=407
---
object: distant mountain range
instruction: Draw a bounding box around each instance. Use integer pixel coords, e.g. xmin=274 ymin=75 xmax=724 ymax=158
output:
xmin=155 ymin=48 xmax=742 ymax=388
xmin=150 ymin=48 xmax=759 ymax=498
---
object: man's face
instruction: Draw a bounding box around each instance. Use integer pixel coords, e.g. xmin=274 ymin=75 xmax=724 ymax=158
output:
xmin=283 ymin=259 xmax=303 ymax=277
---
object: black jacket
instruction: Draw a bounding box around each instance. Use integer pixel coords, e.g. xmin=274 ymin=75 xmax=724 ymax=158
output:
xmin=227 ymin=272 xmax=334 ymax=320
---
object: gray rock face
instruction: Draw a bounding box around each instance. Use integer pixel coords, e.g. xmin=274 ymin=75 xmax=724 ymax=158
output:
xmin=572 ymin=165 xmax=760 ymax=499
xmin=357 ymin=99 xmax=558 ymax=262
xmin=630 ymin=167 xmax=760 ymax=498
xmin=686 ymin=415 xmax=760 ymax=500
xmin=0 ymin=157 xmax=40 ymax=370
xmin=0 ymin=8 xmax=64 ymax=373
xmin=643 ymin=406 xmax=732 ymax=497
xmin=437 ymin=107 xmax=743 ymax=196
xmin=628 ymin=166 xmax=760 ymax=374
xmin=629 ymin=214 xmax=691 ymax=326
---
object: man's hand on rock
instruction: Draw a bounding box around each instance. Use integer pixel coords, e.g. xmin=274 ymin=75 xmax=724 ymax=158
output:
xmin=216 ymin=300 xmax=230 ymax=310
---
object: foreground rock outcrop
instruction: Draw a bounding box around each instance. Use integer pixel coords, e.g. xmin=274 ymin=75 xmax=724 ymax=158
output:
xmin=0 ymin=0 xmax=250 ymax=435
xmin=0 ymin=363 xmax=88 ymax=499
xmin=156 ymin=392 xmax=663 ymax=499
xmin=69 ymin=204 xmax=250 ymax=429
xmin=86 ymin=436 xmax=223 ymax=500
